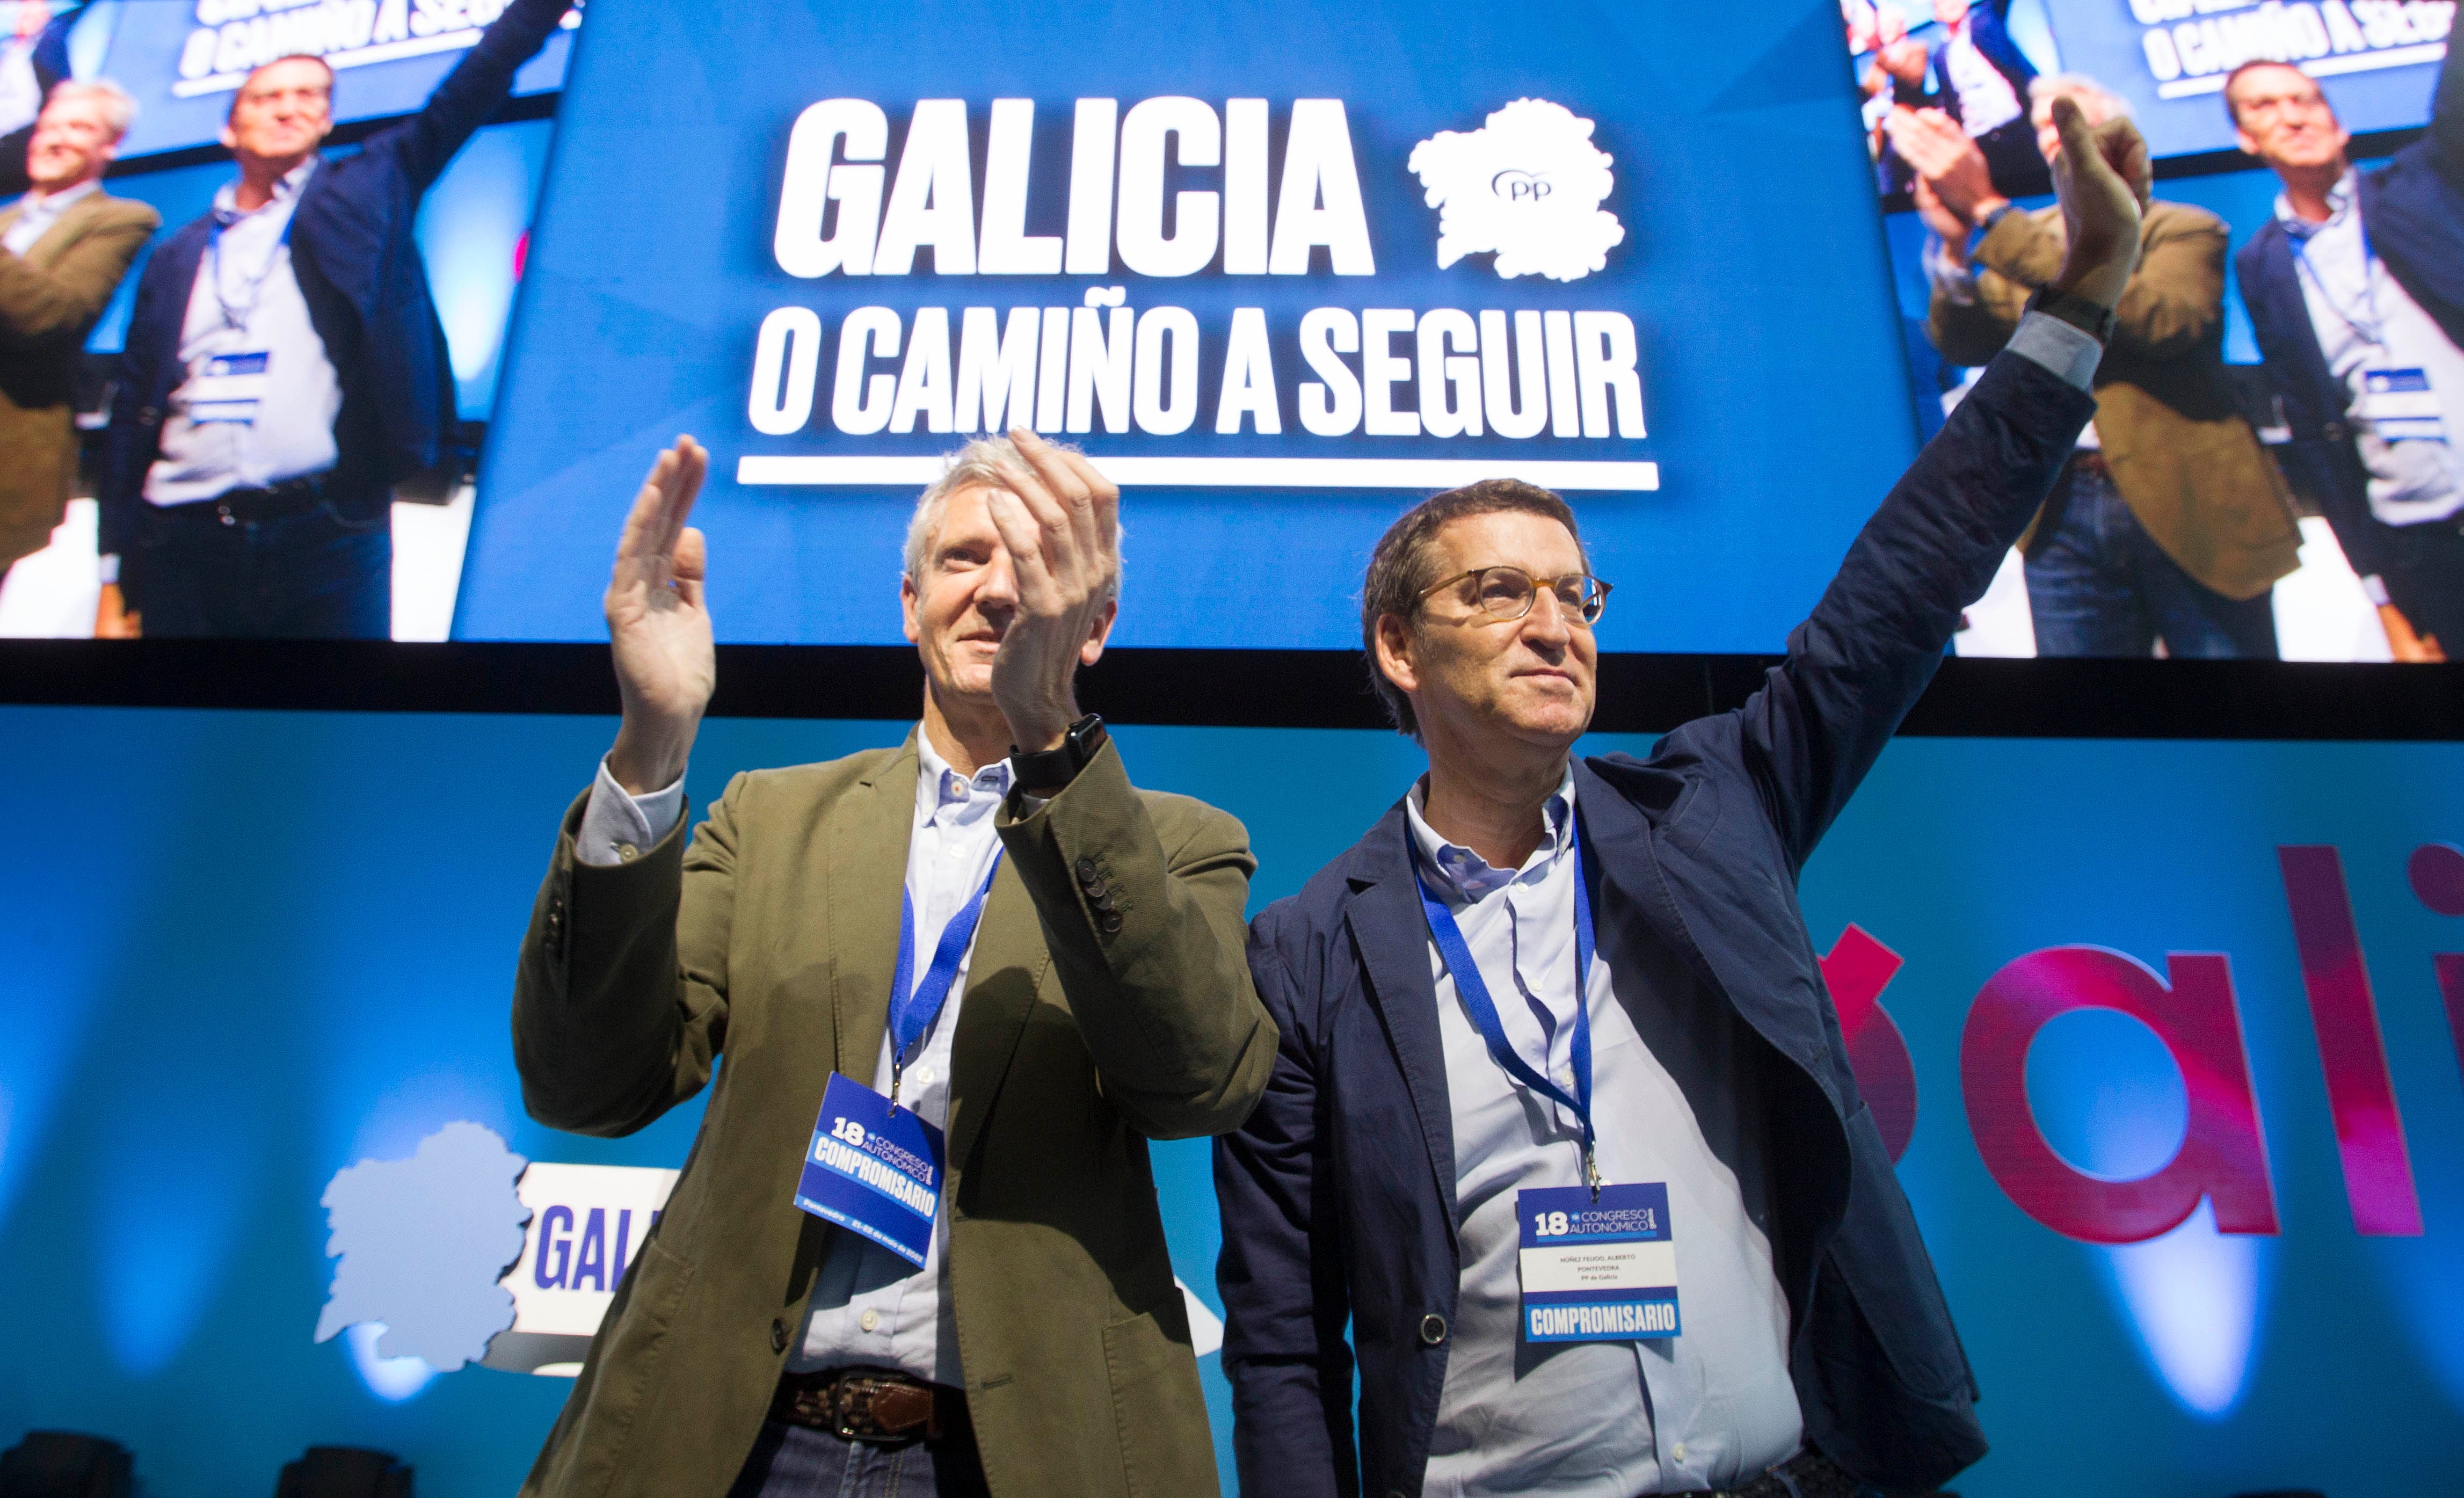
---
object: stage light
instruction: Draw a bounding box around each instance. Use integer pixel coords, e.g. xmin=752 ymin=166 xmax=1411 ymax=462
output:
xmin=343 ymin=1323 xmax=439 ymax=1404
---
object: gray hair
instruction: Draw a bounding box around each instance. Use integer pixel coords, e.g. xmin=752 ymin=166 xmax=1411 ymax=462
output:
xmin=2029 ymin=73 xmax=2130 ymax=126
xmin=46 ymin=78 xmax=139 ymax=142
xmin=902 ymin=436 xmax=1122 ymax=598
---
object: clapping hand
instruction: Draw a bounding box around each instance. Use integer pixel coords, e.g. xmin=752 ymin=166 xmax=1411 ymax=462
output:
xmin=604 ymin=437 xmax=714 ymax=794
xmin=2044 ymin=94 xmax=2152 ymax=310
xmin=982 ymin=428 xmax=1122 ymax=753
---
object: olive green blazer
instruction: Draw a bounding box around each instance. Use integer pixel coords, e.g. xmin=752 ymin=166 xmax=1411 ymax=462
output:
xmin=512 ymin=728 xmax=1273 ymax=1498
xmin=1929 ymin=199 xmax=2301 ymax=602
xmin=0 ymin=189 xmax=157 ymax=568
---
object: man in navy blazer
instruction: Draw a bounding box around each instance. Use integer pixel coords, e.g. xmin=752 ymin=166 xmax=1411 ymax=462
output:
xmin=95 ymin=0 xmax=572 ymax=638
xmin=2229 ymin=45 xmax=2464 ymax=660
xmin=1214 ymin=100 xmax=2148 ymax=1498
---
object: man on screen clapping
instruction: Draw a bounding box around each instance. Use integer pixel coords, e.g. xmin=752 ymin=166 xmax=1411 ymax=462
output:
xmin=510 ymin=431 xmax=1270 ymax=1497
xmin=1 ymin=79 xmax=154 ymax=589
xmin=1901 ymin=73 xmax=2301 ymax=658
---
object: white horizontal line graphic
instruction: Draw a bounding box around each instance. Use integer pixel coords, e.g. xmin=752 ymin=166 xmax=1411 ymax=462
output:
xmin=171 ymin=31 xmax=485 ymax=97
xmin=736 ymin=456 xmax=1660 ymax=492
xmin=2155 ymin=42 xmax=2444 ymax=98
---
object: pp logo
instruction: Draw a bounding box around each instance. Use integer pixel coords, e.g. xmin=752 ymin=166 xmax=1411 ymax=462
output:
xmin=1409 ymin=98 xmax=1625 ymax=283
xmin=1491 ymin=170 xmax=1553 ymax=203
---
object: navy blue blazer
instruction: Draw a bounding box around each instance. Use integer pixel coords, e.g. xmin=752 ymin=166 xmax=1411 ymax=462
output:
xmin=1215 ymin=348 xmax=2094 ymax=1498
xmin=1925 ymin=0 xmax=2036 ymax=132
xmin=98 ymin=0 xmax=570 ymax=556
xmin=2234 ymin=39 xmax=2464 ymax=583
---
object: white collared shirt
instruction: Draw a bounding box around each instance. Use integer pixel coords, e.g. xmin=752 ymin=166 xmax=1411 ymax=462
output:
xmin=575 ymin=730 xmax=1012 ymax=1384
xmin=1941 ymin=17 xmax=2023 ymax=137
xmin=1407 ymin=769 xmax=1801 ymax=1497
xmin=2277 ymin=169 xmax=2464 ymax=527
xmin=3 ymin=177 xmax=97 ymax=257
xmin=143 ymin=157 xmax=344 ymax=507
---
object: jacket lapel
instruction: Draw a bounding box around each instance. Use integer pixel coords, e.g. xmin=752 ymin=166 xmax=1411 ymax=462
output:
xmin=944 ymin=857 xmax=1049 ymax=1173
xmin=826 ymin=729 xmax=920 ymax=1085
xmin=1344 ymin=804 xmax=1460 ymax=1245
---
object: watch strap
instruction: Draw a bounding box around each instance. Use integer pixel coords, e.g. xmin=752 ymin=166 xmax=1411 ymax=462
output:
xmin=1010 ymin=713 xmax=1107 ymax=795
xmin=2025 ymin=283 xmax=2118 ymax=346
xmin=1966 ymin=200 xmax=2016 ymax=260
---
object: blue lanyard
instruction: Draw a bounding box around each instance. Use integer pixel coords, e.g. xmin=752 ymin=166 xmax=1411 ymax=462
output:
xmin=206 ymin=203 xmax=298 ymax=335
xmin=2288 ymin=214 xmax=2385 ymax=350
xmin=888 ymin=848 xmax=1004 ymax=1107
xmin=1409 ymin=818 xmax=1602 ymax=1192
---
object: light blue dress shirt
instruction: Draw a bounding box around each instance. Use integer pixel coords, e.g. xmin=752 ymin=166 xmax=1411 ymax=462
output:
xmin=1406 ymin=769 xmax=1802 ymax=1497
xmin=143 ymin=157 xmax=344 ymax=508
xmin=577 ymin=730 xmax=1013 ymax=1385
xmin=2277 ymin=169 xmax=2464 ymax=529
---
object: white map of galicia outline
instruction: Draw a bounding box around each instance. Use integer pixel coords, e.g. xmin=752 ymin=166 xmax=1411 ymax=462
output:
xmin=1407 ymin=98 xmax=1626 ymax=283
xmin=314 ymin=1121 xmax=531 ymax=1371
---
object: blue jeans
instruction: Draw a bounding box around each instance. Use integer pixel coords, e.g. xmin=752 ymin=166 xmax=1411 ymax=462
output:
xmin=122 ymin=496 xmax=391 ymax=639
xmin=726 ymin=1420 xmax=991 ymax=1498
xmin=2023 ymin=462 xmax=2278 ymax=659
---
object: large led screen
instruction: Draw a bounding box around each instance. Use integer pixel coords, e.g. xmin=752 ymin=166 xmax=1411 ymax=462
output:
xmin=101 ymin=0 xmax=580 ymax=159
xmin=1847 ymin=2 xmax=2454 ymax=663
xmin=453 ymin=1 xmax=1916 ymax=650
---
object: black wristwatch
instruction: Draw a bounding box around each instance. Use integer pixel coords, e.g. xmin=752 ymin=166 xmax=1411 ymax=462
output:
xmin=2025 ymin=283 xmax=2118 ymax=346
xmin=1010 ymin=712 xmax=1108 ymax=796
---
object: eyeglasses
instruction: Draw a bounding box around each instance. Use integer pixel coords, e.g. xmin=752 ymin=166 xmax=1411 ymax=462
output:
xmin=1418 ymin=566 xmax=1612 ymax=627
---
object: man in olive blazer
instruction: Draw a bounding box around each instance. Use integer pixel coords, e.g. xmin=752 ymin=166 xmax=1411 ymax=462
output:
xmin=1 ymin=80 xmax=156 ymax=577
xmin=512 ymin=433 xmax=1272 ymax=1497
xmin=1905 ymin=75 xmax=2300 ymax=656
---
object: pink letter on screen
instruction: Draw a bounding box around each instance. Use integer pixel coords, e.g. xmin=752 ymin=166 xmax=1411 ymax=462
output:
xmin=1819 ymin=924 xmax=1917 ymax=1163
xmin=1962 ymin=946 xmax=2278 ymax=1244
xmin=2278 ymin=846 xmax=2423 ymax=1236
xmin=2407 ymin=843 xmax=2464 ymax=1089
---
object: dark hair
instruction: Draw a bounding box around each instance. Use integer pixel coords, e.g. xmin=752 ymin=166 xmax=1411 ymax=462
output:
xmin=1358 ymin=478 xmax=1586 ymax=739
xmin=228 ymin=53 xmax=335 ymax=123
xmin=2220 ymin=59 xmax=2318 ymax=130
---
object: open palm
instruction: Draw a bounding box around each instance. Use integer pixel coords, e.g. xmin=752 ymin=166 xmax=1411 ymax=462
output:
xmin=604 ymin=437 xmax=713 ymax=790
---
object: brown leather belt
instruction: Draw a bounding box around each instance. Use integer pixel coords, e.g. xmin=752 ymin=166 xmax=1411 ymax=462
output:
xmin=769 ymin=1365 xmax=970 ymax=1446
xmin=1699 ymin=1448 xmax=1864 ymax=1498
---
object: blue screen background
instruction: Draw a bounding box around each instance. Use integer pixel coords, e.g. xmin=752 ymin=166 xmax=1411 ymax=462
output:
xmin=2 ymin=704 xmax=2460 ymax=1494
xmin=453 ymin=0 xmax=1924 ymax=650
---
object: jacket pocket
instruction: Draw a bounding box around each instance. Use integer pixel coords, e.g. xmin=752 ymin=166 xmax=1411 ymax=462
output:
xmin=582 ymin=1238 xmax=699 ymax=1486
xmin=1100 ymin=1306 xmax=1217 ymax=1498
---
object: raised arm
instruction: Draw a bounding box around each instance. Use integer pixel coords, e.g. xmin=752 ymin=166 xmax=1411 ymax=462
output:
xmin=998 ymin=756 xmax=1273 ymax=1138
xmin=513 ymin=438 xmax=731 ymax=1136
xmin=985 ymin=428 xmax=1273 ymax=1137
xmin=381 ymin=0 xmax=575 ymax=194
xmin=1215 ymin=928 xmax=1358 ymax=1498
xmin=2105 ymin=208 xmax=2225 ymax=361
xmin=2427 ymin=24 xmax=2461 ymax=190
xmin=1718 ymin=97 xmax=2140 ymax=869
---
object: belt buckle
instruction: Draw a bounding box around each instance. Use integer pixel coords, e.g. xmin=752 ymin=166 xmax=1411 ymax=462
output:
xmin=826 ymin=1374 xmax=905 ymax=1445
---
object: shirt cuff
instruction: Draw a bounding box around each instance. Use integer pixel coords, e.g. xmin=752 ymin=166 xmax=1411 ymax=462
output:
xmin=1921 ymin=234 xmax=1981 ymax=307
xmin=577 ymin=756 xmax=685 ymax=867
xmin=2007 ymin=310 xmax=2103 ymax=392
xmin=2359 ymin=573 xmax=2393 ymax=607
xmin=96 ymin=554 xmax=119 ymax=585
